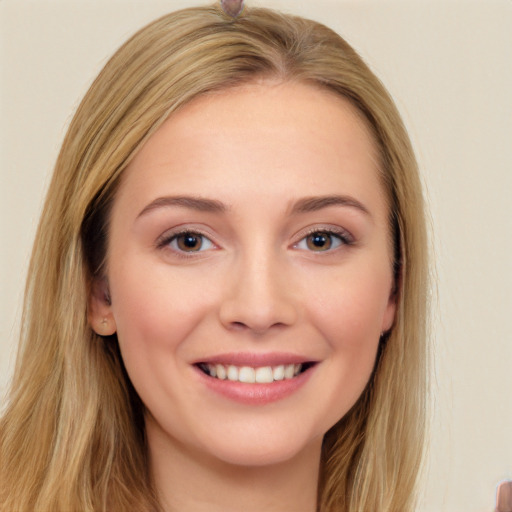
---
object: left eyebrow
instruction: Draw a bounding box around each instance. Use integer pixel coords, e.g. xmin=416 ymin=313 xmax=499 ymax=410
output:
xmin=290 ymin=195 xmax=371 ymax=217
xmin=136 ymin=195 xmax=228 ymax=218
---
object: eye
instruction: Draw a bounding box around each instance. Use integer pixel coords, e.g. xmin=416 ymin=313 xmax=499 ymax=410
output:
xmin=167 ymin=231 xmax=214 ymax=253
xmin=295 ymin=230 xmax=348 ymax=252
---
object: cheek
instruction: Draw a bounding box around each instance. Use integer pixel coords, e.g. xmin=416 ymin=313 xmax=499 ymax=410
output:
xmin=108 ymin=259 xmax=218 ymax=366
xmin=308 ymin=266 xmax=392 ymax=343
xmin=107 ymin=261 xmax=225 ymax=420
xmin=303 ymin=265 xmax=391 ymax=412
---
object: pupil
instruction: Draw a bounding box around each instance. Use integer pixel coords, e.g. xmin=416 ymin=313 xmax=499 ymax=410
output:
xmin=184 ymin=235 xmax=197 ymax=247
xmin=179 ymin=234 xmax=201 ymax=251
xmin=312 ymin=234 xmax=326 ymax=246
xmin=307 ymin=232 xmax=331 ymax=251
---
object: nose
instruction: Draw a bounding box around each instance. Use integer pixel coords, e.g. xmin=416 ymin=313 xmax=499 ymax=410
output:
xmin=218 ymin=251 xmax=298 ymax=335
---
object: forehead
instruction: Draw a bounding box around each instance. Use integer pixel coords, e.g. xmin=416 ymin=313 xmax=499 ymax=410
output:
xmin=116 ymin=81 xmax=386 ymax=216
xmin=165 ymin=80 xmax=379 ymax=165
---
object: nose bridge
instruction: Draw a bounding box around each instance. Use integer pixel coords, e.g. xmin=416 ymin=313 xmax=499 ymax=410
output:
xmin=219 ymin=240 xmax=297 ymax=333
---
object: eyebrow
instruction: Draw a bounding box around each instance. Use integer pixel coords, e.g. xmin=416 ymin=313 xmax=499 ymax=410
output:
xmin=136 ymin=193 xmax=370 ymax=219
xmin=290 ymin=195 xmax=370 ymax=216
xmin=137 ymin=196 xmax=227 ymax=218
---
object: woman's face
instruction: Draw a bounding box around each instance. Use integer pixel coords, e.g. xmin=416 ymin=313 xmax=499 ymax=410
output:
xmin=91 ymin=81 xmax=396 ymax=468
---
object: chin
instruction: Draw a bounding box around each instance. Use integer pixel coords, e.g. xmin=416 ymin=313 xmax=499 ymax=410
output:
xmin=215 ymin=445 xmax=300 ymax=467
xmin=193 ymin=421 xmax=324 ymax=469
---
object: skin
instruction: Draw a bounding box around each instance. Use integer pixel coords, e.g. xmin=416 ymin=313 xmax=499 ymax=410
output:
xmin=90 ymin=81 xmax=396 ymax=511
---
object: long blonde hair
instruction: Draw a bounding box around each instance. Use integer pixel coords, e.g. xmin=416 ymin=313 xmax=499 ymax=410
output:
xmin=1 ymin=4 xmax=429 ymax=511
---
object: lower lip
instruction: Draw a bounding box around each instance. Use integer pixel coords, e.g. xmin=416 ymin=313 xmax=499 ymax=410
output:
xmin=194 ymin=366 xmax=315 ymax=405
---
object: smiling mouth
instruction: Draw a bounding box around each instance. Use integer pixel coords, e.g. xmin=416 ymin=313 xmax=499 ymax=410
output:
xmin=196 ymin=362 xmax=315 ymax=384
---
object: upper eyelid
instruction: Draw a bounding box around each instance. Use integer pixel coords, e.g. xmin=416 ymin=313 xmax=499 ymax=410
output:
xmin=155 ymin=224 xmax=354 ymax=250
xmin=156 ymin=227 xmax=217 ymax=249
xmin=293 ymin=225 xmax=354 ymax=243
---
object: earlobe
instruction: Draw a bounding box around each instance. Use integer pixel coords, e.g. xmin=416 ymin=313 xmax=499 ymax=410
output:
xmin=88 ymin=278 xmax=117 ymax=336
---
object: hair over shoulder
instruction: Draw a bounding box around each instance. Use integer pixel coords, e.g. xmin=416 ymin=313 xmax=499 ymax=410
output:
xmin=0 ymin=4 xmax=429 ymax=511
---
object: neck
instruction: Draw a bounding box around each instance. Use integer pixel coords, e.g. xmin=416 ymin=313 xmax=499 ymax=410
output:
xmin=147 ymin=418 xmax=322 ymax=512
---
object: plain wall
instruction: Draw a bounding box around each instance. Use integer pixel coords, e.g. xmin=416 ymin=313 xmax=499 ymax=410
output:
xmin=1 ymin=1 xmax=511 ymax=511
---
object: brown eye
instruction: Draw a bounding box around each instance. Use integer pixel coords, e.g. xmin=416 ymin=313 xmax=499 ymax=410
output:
xmin=295 ymin=230 xmax=349 ymax=252
xmin=306 ymin=232 xmax=333 ymax=251
xmin=170 ymin=232 xmax=213 ymax=252
xmin=177 ymin=233 xmax=202 ymax=251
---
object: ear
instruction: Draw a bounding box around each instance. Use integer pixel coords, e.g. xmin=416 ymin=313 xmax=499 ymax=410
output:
xmin=381 ymin=292 xmax=397 ymax=334
xmin=88 ymin=277 xmax=117 ymax=336
xmin=381 ymin=254 xmax=402 ymax=334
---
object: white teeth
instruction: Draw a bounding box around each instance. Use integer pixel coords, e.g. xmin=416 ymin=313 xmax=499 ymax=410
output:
xmin=255 ymin=366 xmax=273 ymax=383
xmin=239 ymin=366 xmax=256 ymax=383
xmin=203 ymin=363 xmax=304 ymax=383
xmin=216 ymin=364 xmax=226 ymax=380
xmin=284 ymin=364 xmax=295 ymax=379
xmin=273 ymin=365 xmax=285 ymax=381
xmin=227 ymin=365 xmax=239 ymax=381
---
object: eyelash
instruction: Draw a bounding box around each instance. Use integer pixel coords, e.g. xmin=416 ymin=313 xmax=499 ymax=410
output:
xmin=157 ymin=229 xmax=215 ymax=257
xmin=157 ymin=226 xmax=354 ymax=257
xmin=293 ymin=227 xmax=354 ymax=252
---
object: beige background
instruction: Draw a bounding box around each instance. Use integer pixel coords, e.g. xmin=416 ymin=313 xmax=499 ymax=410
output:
xmin=1 ymin=1 xmax=511 ymax=510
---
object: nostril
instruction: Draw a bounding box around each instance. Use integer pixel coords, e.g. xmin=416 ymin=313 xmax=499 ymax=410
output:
xmin=226 ymin=319 xmax=288 ymax=335
xmin=219 ymin=285 xmax=298 ymax=333
xmin=228 ymin=321 xmax=270 ymax=334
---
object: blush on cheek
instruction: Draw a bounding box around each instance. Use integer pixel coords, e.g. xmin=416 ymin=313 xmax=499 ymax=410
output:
xmin=314 ymin=293 xmax=386 ymax=346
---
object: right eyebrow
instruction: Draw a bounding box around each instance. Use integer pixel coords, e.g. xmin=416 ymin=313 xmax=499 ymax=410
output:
xmin=290 ymin=194 xmax=371 ymax=217
xmin=136 ymin=195 xmax=228 ymax=218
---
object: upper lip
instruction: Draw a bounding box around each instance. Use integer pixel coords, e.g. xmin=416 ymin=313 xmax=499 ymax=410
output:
xmin=194 ymin=352 xmax=318 ymax=367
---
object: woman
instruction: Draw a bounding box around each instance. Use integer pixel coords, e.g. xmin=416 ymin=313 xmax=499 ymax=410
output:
xmin=0 ymin=3 xmax=429 ymax=511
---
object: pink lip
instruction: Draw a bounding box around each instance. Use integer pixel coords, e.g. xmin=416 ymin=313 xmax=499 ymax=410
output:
xmin=195 ymin=351 xmax=315 ymax=366
xmin=193 ymin=356 xmax=317 ymax=406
